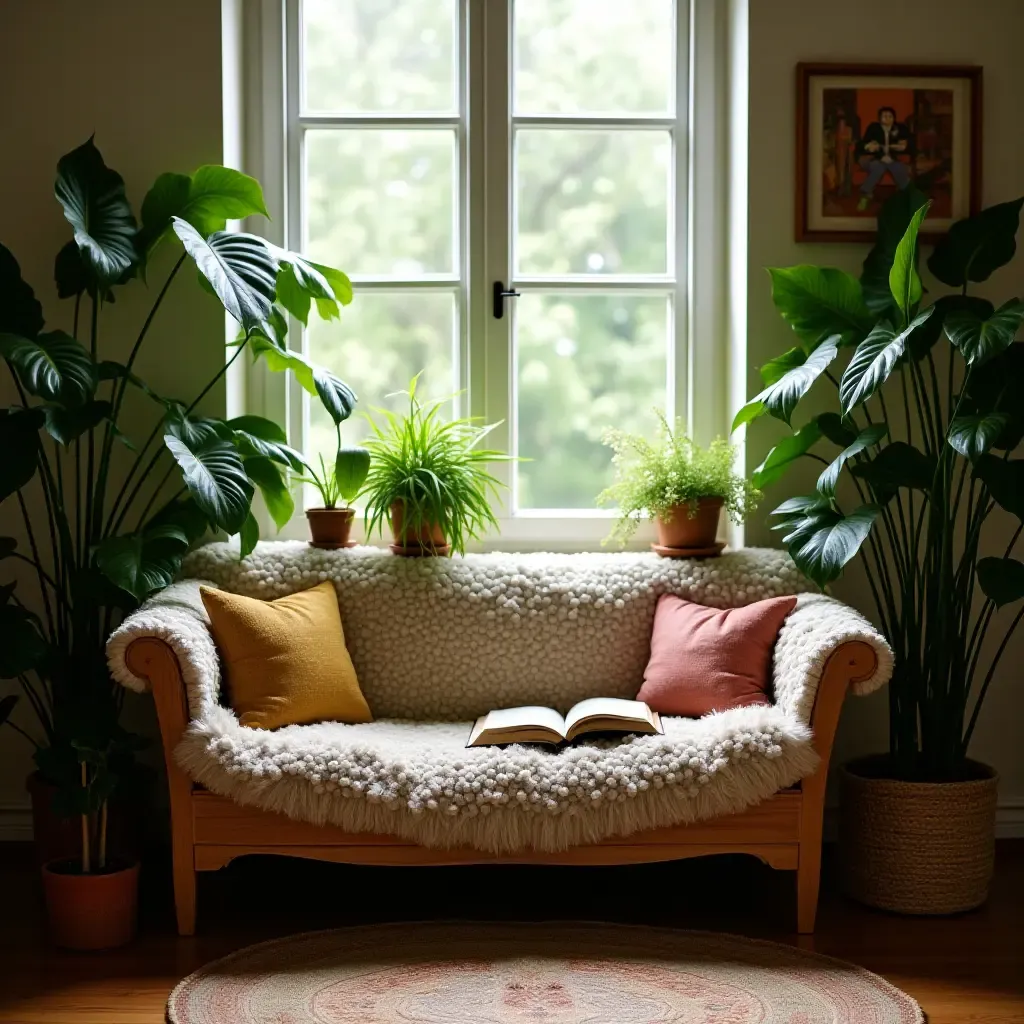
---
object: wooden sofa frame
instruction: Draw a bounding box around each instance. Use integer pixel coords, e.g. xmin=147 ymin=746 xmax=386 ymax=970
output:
xmin=126 ymin=636 xmax=877 ymax=936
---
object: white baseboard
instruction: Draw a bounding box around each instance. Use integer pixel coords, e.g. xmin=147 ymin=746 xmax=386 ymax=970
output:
xmin=3 ymin=800 xmax=1022 ymax=843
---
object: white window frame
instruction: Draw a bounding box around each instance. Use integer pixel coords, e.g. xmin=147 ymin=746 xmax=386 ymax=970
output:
xmin=239 ymin=0 xmax=729 ymax=552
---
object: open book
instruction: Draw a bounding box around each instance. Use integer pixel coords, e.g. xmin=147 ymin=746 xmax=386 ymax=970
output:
xmin=467 ymin=697 xmax=663 ymax=748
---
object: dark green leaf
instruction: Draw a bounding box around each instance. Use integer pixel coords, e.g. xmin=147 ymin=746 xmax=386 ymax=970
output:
xmin=244 ymin=455 xmax=294 ymax=530
xmin=948 ymin=413 xmax=1009 ymax=462
xmin=861 ymin=186 xmax=930 ymax=315
xmin=0 ymin=243 xmax=44 ymax=337
xmin=977 ymin=557 xmax=1024 ymax=608
xmin=313 ymin=366 xmax=357 ymax=425
xmin=733 ymin=337 xmax=838 ymax=431
xmin=903 ymin=300 xmax=948 ymax=361
xmin=760 ymin=347 xmax=808 ymax=386
xmin=816 ymin=412 xmax=858 ymax=447
xmin=44 ymin=399 xmax=110 ymax=445
xmin=752 ymin=419 xmax=822 ymax=489
xmin=0 ymin=408 xmax=44 ymax=503
xmin=139 ymin=166 xmax=269 ymax=254
xmin=973 ymin=456 xmax=1024 ymax=520
xmin=0 ymin=330 xmax=96 ymax=406
xmin=239 ymin=511 xmax=259 ymax=559
xmin=144 ymin=496 xmax=209 ymax=545
xmin=54 ymin=137 xmax=137 ymax=287
xmin=945 ymin=299 xmax=1024 ymax=366
xmin=889 ymin=200 xmax=930 ymax=321
xmin=0 ymin=537 xmax=16 ymax=559
xmin=171 ymin=219 xmax=278 ymax=333
xmin=164 ymin=406 xmax=232 ymax=448
xmin=228 ymin=415 xmax=305 ymax=472
xmin=164 ymin=428 xmax=254 ymax=535
xmin=816 ymin=424 xmax=888 ymax=497
xmin=839 ymin=308 xmax=935 ymax=415
xmin=774 ymin=502 xmax=881 ymax=587
xmin=850 ymin=441 xmax=936 ymax=498
xmin=94 ymin=525 xmax=190 ymax=602
xmin=0 ymin=603 xmax=49 ymax=677
xmin=927 ymin=197 xmax=1024 ymax=287
xmin=768 ymin=265 xmax=873 ymax=349
xmin=335 ymin=447 xmax=371 ymax=504
xmin=0 ymin=694 xmax=18 ymax=729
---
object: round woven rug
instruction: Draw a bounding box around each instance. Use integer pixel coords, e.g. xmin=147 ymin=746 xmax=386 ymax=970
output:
xmin=168 ymin=922 xmax=923 ymax=1024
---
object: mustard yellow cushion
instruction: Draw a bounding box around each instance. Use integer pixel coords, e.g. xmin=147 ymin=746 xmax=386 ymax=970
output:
xmin=200 ymin=581 xmax=372 ymax=730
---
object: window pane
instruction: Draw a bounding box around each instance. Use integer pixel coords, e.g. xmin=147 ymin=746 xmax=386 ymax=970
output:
xmin=515 ymin=130 xmax=670 ymax=276
xmin=515 ymin=293 xmax=669 ymax=509
xmin=302 ymin=0 xmax=457 ymax=114
xmin=514 ymin=0 xmax=674 ymax=116
xmin=305 ymin=129 xmax=456 ymax=276
xmin=307 ymin=291 xmax=456 ymax=462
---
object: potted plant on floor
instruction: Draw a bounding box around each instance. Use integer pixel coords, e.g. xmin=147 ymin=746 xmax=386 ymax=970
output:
xmin=598 ymin=413 xmax=760 ymax=554
xmin=0 ymin=138 xmax=356 ymax=871
xmin=736 ymin=188 xmax=1024 ymax=914
xmin=301 ymin=443 xmax=371 ymax=548
xmin=40 ymin=728 xmax=144 ymax=949
xmin=362 ymin=376 xmax=511 ymax=556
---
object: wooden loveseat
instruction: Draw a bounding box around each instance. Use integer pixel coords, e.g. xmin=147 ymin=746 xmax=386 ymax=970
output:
xmin=108 ymin=543 xmax=891 ymax=935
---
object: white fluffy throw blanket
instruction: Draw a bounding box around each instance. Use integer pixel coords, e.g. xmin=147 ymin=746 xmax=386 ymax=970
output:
xmin=107 ymin=543 xmax=892 ymax=853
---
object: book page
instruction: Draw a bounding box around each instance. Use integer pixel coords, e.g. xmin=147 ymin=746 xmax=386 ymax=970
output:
xmin=564 ymin=698 xmax=654 ymax=735
xmin=476 ymin=705 xmax=566 ymax=742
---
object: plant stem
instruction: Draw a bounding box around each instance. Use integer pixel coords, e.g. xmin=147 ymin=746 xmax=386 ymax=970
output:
xmin=97 ymin=801 xmax=108 ymax=872
xmin=80 ymin=762 xmax=91 ymax=874
xmin=15 ymin=491 xmax=55 ymax=643
xmin=185 ymin=337 xmax=248 ymax=416
xmin=85 ymin=296 xmax=99 ymax=546
xmin=95 ymin=254 xmax=186 ymax=536
xmin=963 ymin=603 xmax=1024 ymax=751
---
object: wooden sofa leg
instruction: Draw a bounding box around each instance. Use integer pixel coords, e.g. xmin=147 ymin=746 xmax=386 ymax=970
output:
xmin=173 ymin=842 xmax=197 ymax=936
xmin=796 ymin=841 xmax=821 ymax=934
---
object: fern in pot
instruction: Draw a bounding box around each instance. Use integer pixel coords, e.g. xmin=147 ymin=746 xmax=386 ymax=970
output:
xmin=736 ymin=189 xmax=1024 ymax=914
xmin=362 ymin=376 xmax=511 ymax=556
xmin=598 ymin=413 xmax=760 ymax=553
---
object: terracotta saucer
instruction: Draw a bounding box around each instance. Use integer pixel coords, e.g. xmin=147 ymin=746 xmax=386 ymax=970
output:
xmin=389 ymin=543 xmax=451 ymax=557
xmin=308 ymin=540 xmax=360 ymax=550
xmin=651 ymin=541 xmax=726 ymax=559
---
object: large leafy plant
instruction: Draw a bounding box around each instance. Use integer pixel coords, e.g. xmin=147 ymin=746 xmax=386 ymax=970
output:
xmin=736 ymin=189 xmax=1024 ymax=781
xmin=0 ymin=138 xmax=356 ymax=802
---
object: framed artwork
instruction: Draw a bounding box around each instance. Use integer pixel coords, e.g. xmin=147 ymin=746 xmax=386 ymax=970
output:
xmin=795 ymin=63 xmax=982 ymax=242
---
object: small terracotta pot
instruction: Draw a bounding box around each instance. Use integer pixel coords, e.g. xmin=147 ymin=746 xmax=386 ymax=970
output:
xmin=306 ymin=507 xmax=355 ymax=548
xmin=41 ymin=858 xmax=140 ymax=950
xmin=655 ymin=498 xmax=723 ymax=550
xmin=389 ymin=501 xmax=449 ymax=556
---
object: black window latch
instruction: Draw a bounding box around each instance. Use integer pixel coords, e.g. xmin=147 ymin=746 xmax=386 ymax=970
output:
xmin=493 ymin=280 xmax=521 ymax=319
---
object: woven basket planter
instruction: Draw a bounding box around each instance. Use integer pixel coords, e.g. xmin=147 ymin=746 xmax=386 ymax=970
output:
xmin=839 ymin=756 xmax=998 ymax=915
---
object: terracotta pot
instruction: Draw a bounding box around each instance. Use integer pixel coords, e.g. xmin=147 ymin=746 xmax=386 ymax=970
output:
xmin=655 ymin=498 xmax=723 ymax=550
xmin=306 ymin=507 xmax=356 ymax=548
xmin=389 ymin=501 xmax=449 ymax=556
xmin=27 ymin=772 xmax=138 ymax=866
xmin=839 ymin=755 xmax=998 ymax=915
xmin=41 ymin=858 xmax=140 ymax=950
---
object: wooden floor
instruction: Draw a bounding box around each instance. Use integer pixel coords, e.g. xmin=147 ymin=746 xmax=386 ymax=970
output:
xmin=0 ymin=841 xmax=1021 ymax=1023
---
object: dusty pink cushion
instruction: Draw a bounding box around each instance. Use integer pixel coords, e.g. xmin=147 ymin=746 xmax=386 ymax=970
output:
xmin=637 ymin=594 xmax=797 ymax=717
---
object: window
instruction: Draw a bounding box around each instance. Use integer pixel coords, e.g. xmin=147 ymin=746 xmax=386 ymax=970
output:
xmin=252 ymin=0 xmax=711 ymax=547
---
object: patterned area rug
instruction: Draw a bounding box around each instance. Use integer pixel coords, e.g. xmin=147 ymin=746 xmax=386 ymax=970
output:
xmin=168 ymin=922 xmax=923 ymax=1024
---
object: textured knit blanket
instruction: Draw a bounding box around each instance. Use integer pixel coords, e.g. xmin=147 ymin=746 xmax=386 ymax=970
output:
xmin=107 ymin=543 xmax=892 ymax=853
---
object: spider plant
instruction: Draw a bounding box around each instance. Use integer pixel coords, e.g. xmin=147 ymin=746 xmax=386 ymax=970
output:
xmin=362 ymin=376 xmax=512 ymax=555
